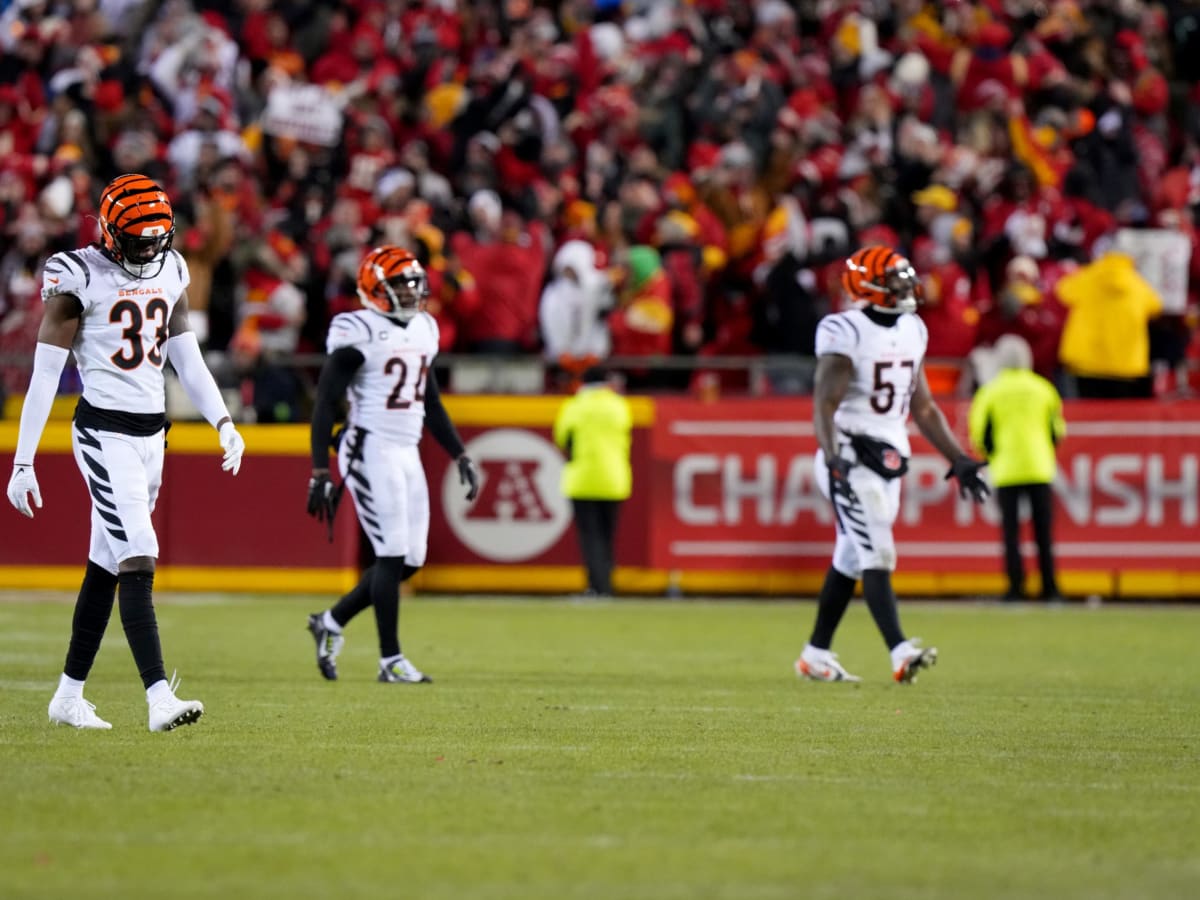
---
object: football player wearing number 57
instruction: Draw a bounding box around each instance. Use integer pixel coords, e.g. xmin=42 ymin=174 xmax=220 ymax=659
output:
xmin=305 ymin=246 xmax=479 ymax=685
xmin=6 ymin=174 xmax=245 ymax=731
xmin=795 ymin=247 xmax=990 ymax=685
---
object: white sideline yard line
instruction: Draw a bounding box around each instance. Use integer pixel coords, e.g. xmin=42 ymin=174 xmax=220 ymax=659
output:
xmin=669 ymin=540 xmax=1200 ymax=557
xmin=0 ymin=631 xmax=64 ymax=644
xmin=0 ymin=679 xmax=55 ymax=691
xmin=551 ymin=705 xmax=803 ymax=714
xmin=0 ymin=653 xmax=56 ymax=665
xmin=598 ymin=770 xmax=1200 ymax=792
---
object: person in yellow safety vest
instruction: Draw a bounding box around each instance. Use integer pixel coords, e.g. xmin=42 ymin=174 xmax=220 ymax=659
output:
xmin=552 ymin=366 xmax=633 ymax=597
xmin=969 ymin=334 xmax=1067 ymax=602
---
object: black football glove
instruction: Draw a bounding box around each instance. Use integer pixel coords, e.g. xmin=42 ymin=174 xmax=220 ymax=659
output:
xmin=828 ymin=455 xmax=858 ymax=504
xmin=945 ymin=455 xmax=990 ymax=503
xmin=457 ymin=455 xmax=480 ymax=502
xmin=307 ymin=471 xmax=344 ymax=542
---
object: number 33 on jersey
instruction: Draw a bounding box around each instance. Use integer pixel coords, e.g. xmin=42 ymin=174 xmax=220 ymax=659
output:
xmin=41 ymin=246 xmax=189 ymax=414
xmin=326 ymin=309 xmax=439 ymax=445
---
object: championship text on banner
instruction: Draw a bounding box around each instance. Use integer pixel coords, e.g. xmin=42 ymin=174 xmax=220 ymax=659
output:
xmin=649 ymin=398 xmax=1200 ymax=575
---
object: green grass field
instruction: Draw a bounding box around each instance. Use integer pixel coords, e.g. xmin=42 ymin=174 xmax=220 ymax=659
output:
xmin=1 ymin=592 xmax=1198 ymax=900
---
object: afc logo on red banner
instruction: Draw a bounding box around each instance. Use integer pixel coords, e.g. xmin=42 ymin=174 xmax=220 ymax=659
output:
xmin=442 ymin=429 xmax=570 ymax=562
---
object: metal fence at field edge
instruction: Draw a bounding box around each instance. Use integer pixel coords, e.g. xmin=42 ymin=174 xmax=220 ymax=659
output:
xmin=0 ymin=351 xmax=974 ymax=398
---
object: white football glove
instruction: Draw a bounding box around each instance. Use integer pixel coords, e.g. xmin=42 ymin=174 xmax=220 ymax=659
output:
xmin=7 ymin=465 xmax=42 ymax=518
xmin=218 ymin=421 xmax=245 ymax=476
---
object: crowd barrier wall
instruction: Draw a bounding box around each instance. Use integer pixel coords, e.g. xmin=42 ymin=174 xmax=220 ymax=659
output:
xmin=2 ymin=396 xmax=1198 ymax=598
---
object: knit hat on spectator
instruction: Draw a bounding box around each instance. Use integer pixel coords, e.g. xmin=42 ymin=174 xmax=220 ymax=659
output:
xmin=563 ymin=200 xmax=596 ymax=229
xmin=687 ymin=142 xmax=721 ymax=181
xmin=655 ymin=211 xmax=700 ymax=245
xmin=890 ymin=52 xmax=930 ymax=96
xmin=663 ymin=173 xmax=696 ymax=208
xmin=912 ymin=185 xmax=958 ymax=212
xmin=468 ymin=189 xmax=502 ymax=229
xmin=375 ymin=169 xmax=415 ymax=205
xmin=626 ymin=246 xmax=662 ymax=292
xmin=39 ymin=176 xmax=73 ymax=218
xmin=976 ymin=22 xmax=1012 ymax=50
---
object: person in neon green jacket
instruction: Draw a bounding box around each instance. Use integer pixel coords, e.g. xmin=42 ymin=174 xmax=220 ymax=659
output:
xmin=552 ymin=366 xmax=633 ymax=596
xmin=969 ymin=334 xmax=1067 ymax=601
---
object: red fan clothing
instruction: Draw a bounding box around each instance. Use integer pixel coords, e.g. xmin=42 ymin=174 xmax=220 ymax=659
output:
xmin=450 ymin=224 xmax=548 ymax=349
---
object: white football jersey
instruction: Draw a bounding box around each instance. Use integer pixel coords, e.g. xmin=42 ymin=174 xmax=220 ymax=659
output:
xmin=41 ymin=246 xmax=190 ymax=414
xmin=815 ymin=308 xmax=928 ymax=455
xmin=327 ymin=309 xmax=440 ymax=446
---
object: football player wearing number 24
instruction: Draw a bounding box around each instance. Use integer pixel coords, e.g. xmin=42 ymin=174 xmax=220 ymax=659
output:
xmin=795 ymin=246 xmax=990 ymax=686
xmin=305 ymin=246 xmax=479 ymax=685
xmin=6 ymin=174 xmax=245 ymax=732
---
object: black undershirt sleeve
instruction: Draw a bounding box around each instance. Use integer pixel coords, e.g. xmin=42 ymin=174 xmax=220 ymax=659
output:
xmin=311 ymin=346 xmax=365 ymax=470
xmin=423 ymin=369 xmax=466 ymax=460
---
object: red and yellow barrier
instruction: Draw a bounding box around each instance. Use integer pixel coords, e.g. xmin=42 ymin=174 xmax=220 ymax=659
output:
xmin=3 ymin=396 xmax=1198 ymax=598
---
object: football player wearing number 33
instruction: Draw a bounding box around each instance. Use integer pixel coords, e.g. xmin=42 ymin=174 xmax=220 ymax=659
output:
xmin=305 ymin=246 xmax=479 ymax=685
xmin=6 ymin=174 xmax=245 ymax=731
xmin=795 ymin=246 xmax=990 ymax=685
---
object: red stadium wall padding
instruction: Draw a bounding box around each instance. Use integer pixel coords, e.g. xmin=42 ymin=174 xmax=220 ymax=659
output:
xmin=0 ymin=448 xmax=357 ymax=571
xmin=3 ymin=398 xmax=1199 ymax=597
xmin=644 ymin=398 xmax=1200 ymax=577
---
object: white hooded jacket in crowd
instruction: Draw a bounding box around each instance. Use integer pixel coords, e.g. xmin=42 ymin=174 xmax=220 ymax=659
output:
xmin=538 ymin=240 xmax=613 ymax=362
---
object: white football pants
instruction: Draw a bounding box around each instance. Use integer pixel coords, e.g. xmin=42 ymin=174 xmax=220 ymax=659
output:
xmin=815 ymin=447 xmax=902 ymax=577
xmin=71 ymin=423 xmax=163 ymax=573
xmin=338 ymin=428 xmax=430 ymax=564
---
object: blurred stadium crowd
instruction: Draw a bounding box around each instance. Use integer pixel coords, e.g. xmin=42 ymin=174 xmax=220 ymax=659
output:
xmin=2 ymin=0 xmax=1200 ymax=417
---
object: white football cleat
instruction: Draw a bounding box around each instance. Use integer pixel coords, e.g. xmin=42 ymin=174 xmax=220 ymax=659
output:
xmin=378 ymin=654 xmax=432 ymax=684
xmin=892 ymin=640 xmax=938 ymax=684
xmin=307 ymin=612 xmax=344 ymax=681
xmin=148 ymin=673 xmax=205 ymax=732
xmin=48 ymin=695 xmax=112 ymax=730
xmin=795 ymin=647 xmax=862 ymax=683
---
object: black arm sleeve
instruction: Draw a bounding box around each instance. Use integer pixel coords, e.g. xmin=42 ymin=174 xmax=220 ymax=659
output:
xmin=423 ymin=369 xmax=466 ymax=460
xmin=310 ymin=347 xmax=365 ymax=470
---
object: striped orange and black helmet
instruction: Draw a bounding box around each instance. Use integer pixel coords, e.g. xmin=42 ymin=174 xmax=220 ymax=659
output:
xmin=356 ymin=246 xmax=429 ymax=322
xmin=98 ymin=174 xmax=175 ymax=279
xmin=841 ymin=245 xmax=922 ymax=314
